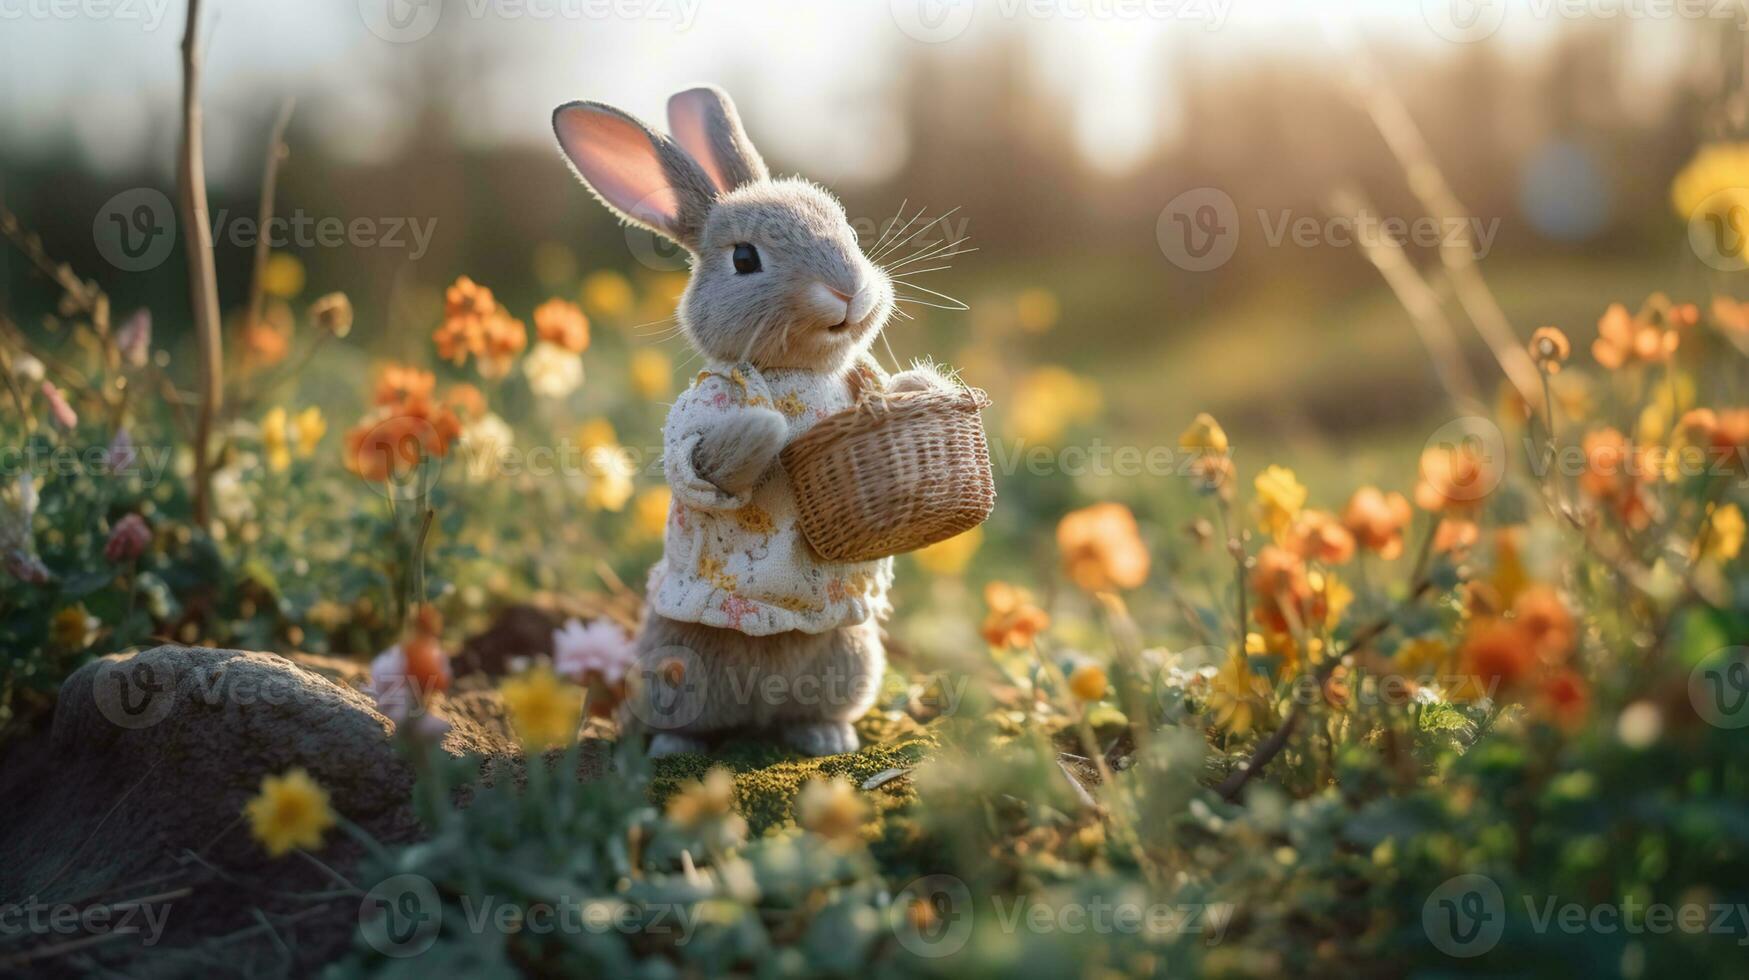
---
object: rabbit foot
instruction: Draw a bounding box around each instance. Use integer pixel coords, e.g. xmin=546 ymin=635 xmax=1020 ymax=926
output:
xmin=782 ymin=720 xmax=859 ymax=757
xmin=648 ymin=733 xmax=710 ymax=758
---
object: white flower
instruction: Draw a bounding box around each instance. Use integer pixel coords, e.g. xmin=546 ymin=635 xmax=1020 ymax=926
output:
xmin=459 ymin=412 xmax=515 ymax=482
xmin=552 ymin=617 xmax=637 ymax=685
xmin=522 ymin=340 xmax=583 ymax=400
xmin=10 ymin=354 xmax=44 ymax=384
xmin=212 ymin=455 xmax=258 ymax=525
xmin=1 ymin=475 xmax=49 ymax=584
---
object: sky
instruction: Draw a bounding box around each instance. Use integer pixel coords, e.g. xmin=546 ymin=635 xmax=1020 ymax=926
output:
xmin=0 ymin=0 xmax=1705 ymax=186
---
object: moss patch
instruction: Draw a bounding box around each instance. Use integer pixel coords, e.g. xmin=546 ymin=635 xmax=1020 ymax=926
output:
xmin=648 ymin=713 xmax=937 ymax=843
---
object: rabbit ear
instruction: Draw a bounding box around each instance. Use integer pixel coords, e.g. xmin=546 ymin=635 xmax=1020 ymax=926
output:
xmin=667 ymin=86 xmax=769 ymax=194
xmin=553 ymin=101 xmax=717 ymax=250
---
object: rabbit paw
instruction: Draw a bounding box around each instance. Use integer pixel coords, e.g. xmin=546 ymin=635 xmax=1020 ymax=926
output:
xmin=782 ymin=720 xmax=859 ymax=757
xmin=649 ymin=733 xmax=710 ymax=758
xmin=694 ymin=406 xmax=788 ymax=494
xmin=888 ymin=363 xmax=956 ymax=396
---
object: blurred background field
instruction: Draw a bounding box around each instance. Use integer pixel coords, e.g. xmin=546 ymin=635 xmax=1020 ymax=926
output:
xmin=1 ymin=2 xmax=1731 ymax=458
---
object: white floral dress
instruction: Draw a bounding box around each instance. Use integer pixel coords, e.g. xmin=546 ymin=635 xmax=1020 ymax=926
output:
xmin=646 ymin=361 xmax=894 ymax=636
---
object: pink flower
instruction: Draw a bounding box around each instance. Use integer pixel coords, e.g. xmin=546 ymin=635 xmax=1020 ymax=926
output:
xmin=552 ymin=618 xmax=637 ymax=685
xmin=40 ymin=381 xmax=76 ymax=431
xmin=367 ymin=643 xmax=453 ymax=729
xmin=117 ymin=309 xmax=152 ymax=369
xmin=103 ymin=514 xmax=152 ymax=563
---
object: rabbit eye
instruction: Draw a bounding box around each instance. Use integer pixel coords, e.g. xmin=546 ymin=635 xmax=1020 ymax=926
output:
xmin=732 ymin=243 xmax=762 ymax=275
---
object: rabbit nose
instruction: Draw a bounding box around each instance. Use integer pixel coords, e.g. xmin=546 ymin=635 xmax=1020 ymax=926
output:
xmin=823 ymin=285 xmax=852 ymax=303
xmin=807 ymin=282 xmax=855 ymax=325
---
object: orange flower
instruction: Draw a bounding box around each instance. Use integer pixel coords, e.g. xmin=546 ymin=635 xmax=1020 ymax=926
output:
xmin=1057 ymin=503 xmax=1150 ymax=592
xmin=1591 ymin=298 xmax=1688 ymax=369
xmin=1284 ymin=509 xmax=1356 ymax=565
xmin=1537 ymin=668 xmax=1588 ymax=731
xmin=434 ymin=276 xmax=528 ymax=378
xmin=343 ymin=397 xmax=463 ymax=482
xmin=444 ymin=383 xmax=487 ymax=422
xmin=1677 ymin=407 xmax=1749 ymax=474
xmin=1512 ymin=585 xmax=1574 ymax=661
xmin=1711 ymin=296 xmax=1749 ymax=336
xmin=1414 ymin=439 xmax=1496 ymax=513
xmin=534 ymin=298 xmax=590 ymax=354
xmin=243 ymin=321 xmax=289 ymax=369
xmin=1529 ymin=326 xmax=1570 ymax=373
xmin=1457 ymin=618 xmax=1536 ymax=698
xmin=981 ymin=582 xmax=1050 ymax=648
xmin=1578 ymin=427 xmax=1656 ymax=528
xmin=1342 ymin=487 xmax=1413 ymax=559
xmin=1249 ymin=545 xmax=1323 ymax=634
xmin=374 ymin=364 xmax=436 ymax=407
xmin=1433 ymin=518 xmax=1479 ymax=555
xmin=403 ymin=604 xmax=450 ymax=698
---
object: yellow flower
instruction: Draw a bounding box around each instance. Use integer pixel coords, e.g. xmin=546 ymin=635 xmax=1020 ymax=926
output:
xmin=581 ymin=270 xmax=635 ymax=320
xmin=499 ymin=666 xmax=584 ymax=750
xmin=262 ymin=407 xmax=291 ymax=472
xmin=629 ymin=349 xmax=673 ymax=399
xmin=1068 ymin=662 xmax=1108 ymax=702
xmin=578 ymin=418 xmax=618 ymax=451
xmin=1396 ymin=636 xmax=1455 ymax=678
xmin=1007 ymin=366 xmax=1102 ymax=444
xmin=1205 ymin=653 xmax=1268 ymax=736
xmin=632 ymin=487 xmax=672 ymax=542
xmin=1014 ymin=288 xmax=1060 ymax=333
xmin=667 ymin=767 xmax=737 ymax=826
xmin=1702 ymin=503 xmax=1745 ymax=563
xmin=245 ymin=768 xmax=336 ymax=857
xmin=262 ymin=253 xmax=305 ymax=298
xmin=1254 ymin=465 xmax=1307 ymax=541
xmin=797 ymin=776 xmax=868 ymax=845
xmin=584 ymin=449 xmax=635 ymax=512
xmin=912 ymin=526 xmax=983 ymax=576
xmin=50 ymin=605 xmax=95 ymax=649
xmin=292 ymin=407 xmax=326 ymax=458
xmin=1672 ymin=143 xmax=1749 ymax=247
xmin=1179 ymin=413 xmax=1229 ymax=455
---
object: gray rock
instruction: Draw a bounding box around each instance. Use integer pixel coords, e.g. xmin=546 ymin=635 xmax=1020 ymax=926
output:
xmin=0 ymin=645 xmax=514 ymax=977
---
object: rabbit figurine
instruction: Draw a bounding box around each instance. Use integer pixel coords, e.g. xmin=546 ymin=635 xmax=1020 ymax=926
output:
xmin=553 ymin=86 xmax=954 ymax=757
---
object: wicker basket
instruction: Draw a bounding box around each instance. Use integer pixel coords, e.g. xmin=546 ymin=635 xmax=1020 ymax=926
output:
xmin=781 ymin=386 xmax=995 ymax=563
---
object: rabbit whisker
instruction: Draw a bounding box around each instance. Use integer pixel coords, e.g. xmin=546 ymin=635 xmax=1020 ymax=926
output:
xmin=892 ymin=281 xmax=969 ymax=311
xmin=872 ymin=204 xmax=930 ymax=261
xmin=887 ymin=246 xmax=978 ymax=272
xmin=874 ymin=205 xmax=961 ymax=263
xmin=889 ymin=266 xmax=954 ymax=280
xmin=893 ymin=297 xmax=968 ymax=312
xmin=886 ymin=236 xmax=974 ymax=270
xmin=868 ymin=197 xmax=909 ymax=255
